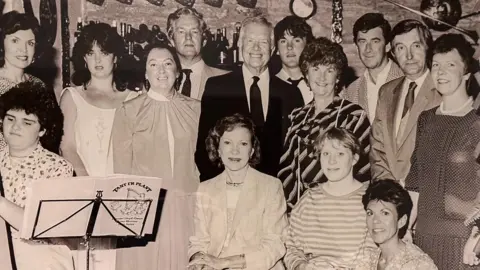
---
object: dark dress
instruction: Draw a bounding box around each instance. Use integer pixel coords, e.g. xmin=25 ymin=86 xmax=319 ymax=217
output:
xmin=405 ymin=107 xmax=480 ymax=270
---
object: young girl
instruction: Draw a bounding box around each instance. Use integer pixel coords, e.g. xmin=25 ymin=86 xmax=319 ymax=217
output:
xmin=284 ymin=127 xmax=375 ymax=270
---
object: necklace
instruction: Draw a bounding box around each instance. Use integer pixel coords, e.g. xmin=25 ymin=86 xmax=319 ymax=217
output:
xmin=439 ymin=96 xmax=473 ymax=115
xmin=225 ymin=167 xmax=247 ymax=187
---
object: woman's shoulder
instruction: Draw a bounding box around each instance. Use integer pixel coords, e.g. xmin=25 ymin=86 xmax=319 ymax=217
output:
xmin=402 ymin=243 xmax=438 ymax=269
xmin=25 ymin=74 xmax=45 ymax=85
xmin=37 ymin=147 xmax=73 ymax=174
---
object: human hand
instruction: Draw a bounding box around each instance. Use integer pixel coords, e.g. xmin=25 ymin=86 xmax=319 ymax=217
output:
xmin=464 ymin=227 xmax=480 ymax=266
xmin=188 ymin=254 xmax=226 ymax=270
xmin=402 ymin=229 xmax=413 ymax=244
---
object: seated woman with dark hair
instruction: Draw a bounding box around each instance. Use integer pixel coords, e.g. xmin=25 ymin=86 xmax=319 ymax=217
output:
xmin=0 ymin=80 xmax=74 ymax=270
xmin=284 ymin=127 xmax=375 ymax=270
xmin=356 ymin=180 xmax=437 ymax=270
xmin=188 ymin=113 xmax=288 ymax=270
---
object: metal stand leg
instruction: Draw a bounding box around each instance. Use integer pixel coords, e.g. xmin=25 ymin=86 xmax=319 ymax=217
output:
xmin=83 ymin=235 xmax=91 ymax=270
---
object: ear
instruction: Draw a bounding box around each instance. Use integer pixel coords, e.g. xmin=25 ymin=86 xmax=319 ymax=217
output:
xmin=113 ymin=56 xmax=117 ymax=64
xmin=385 ymin=42 xmax=391 ymax=53
xmin=250 ymin=148 xmax=254 ymax=158
xmin=398 ymin=214 xmax=408 ymax=229
xmin=463 ymin=72 xmax=471 ymax=81
xmin=352 ymin=153 xmax=359 ymax=166
xmin=39 ymin=129 xmax=46 ymax=138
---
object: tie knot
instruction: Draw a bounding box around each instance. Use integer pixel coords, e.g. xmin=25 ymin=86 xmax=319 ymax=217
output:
xmin=408 ymin=81 xmax=417 ymax=91
xmin=252 ymin=76 xmax=260 ymax=84
xmin=287 ymin=77 xmax=303 ymax=87
xmin=182 ymin=69 xmax=192 ymax=76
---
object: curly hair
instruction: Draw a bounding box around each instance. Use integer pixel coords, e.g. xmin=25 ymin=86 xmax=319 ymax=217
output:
xmin=274 ymin=15 xmax=314 ymax=45
xmin=205 ymin=113 xmax=261 ymax=169
xmin=432 ymin=33 xmax=475 ymax=74
xmin=71 ymin=22 xmax=128 ymax=91
xmin=299 ymin=37 xmax=348 ymax=93
xmin=0 ymin=80 xmax=64 ymax=154
xmin=166 ymin=7 xmax=208 ymax=41
xmin=362 ymin=179 xmax=413 ymax=239
xmin=0 ymin=11 xmax=41 ymax=67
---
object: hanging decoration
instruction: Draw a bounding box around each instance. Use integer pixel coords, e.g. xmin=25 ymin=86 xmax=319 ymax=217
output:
xmin=237 ymin=0 xmax=257 ymax=9
xmin=145 ymin=0 xmax=165 ymax=7
xmin=60 ymin=0 xmax=70 ymax=88
xmin=86 ymin=0 xmax=106 ymax=6
xmin=175 ymin=0 xmax=195 ymax=7
xmin=204 ymin=0 xmax=223 ymax=8
xmin=331 ymin=0 xmax=343 ymax=44
xmin=115 ymin=0 xmax=134 ymax=5
xmin=39 ymin=0 xmax=57 ymax=46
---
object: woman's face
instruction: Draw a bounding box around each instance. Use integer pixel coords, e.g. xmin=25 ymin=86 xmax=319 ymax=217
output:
xmin=366 ymin=200 xmax=406 ymax=246
xmin=218 ymin=126 xmax=254 ymax=172
xmin=319 ymin=138 xmax=357 ymax=182
xmin=84 ymin=42 xmax=115 ymax=79
xmin=3 ymin=109 xmax=44 ymax=153
xmin=431 ymin=48 xmax=470 ymax=97
xmin=306 ymin=63 xmax=338 ymax=98
xmin=145 ymin=48 xmax=179 ymax=92
xmin=3 ymin=30 xmax=36 ymax=70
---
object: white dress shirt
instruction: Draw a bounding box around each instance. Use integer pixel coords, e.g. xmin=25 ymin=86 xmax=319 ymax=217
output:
xmin=178 ymin=59 xmax=205 ymax=100
xmin=242 ymin=64 xmax=270 ymax=121
xmin=276 ymin=68 xmax=313 ymax=104
xmin=364 ymin=59 xmax=393 ymax=119
xmin=147 ymin=90 xmax=175 ymax=175
xmin=394 ymin=70 xmax=429 ymax=136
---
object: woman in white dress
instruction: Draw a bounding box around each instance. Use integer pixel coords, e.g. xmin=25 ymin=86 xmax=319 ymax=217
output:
xmin=58 ymin=22 xmax=140 ymax=270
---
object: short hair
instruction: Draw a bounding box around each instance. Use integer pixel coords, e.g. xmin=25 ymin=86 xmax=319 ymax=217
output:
xmin=71 ymin=22 xmax=128 ymax=90
xmin=362 ymin=179 xmax=413 ymax=238
xmin=238 ymin=15 xmax=275 ymax=49
xmin=205 ymin=113 xmax=261 ymax=169
xmin=0 ymin=80 xmax=64 ymax=154
xmin=353 ymin=13 xmax=391 ymax=44
xmin=141 ymin=42 xmax=182 ymax=90
xmin=390 ymin=19 xmax=432 ymax=49
xmin=314 ymin=127 xmax=361 ymax=158
xmin=166 ymin=7 xmax=208 ymax=40
xmin=432 ymin=33 xmax=475 ymax=74
xmin=299 ymin=37 xmax=348 ymax=94
xmin=274 ymin=15 xmax=314 ymax=45
xmin=0 ymin=11 xmax=41 ymax=67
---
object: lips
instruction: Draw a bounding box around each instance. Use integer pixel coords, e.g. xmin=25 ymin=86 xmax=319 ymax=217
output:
xmin=16 ymin=56 xmax=28 ymax=61
xmin=228 ymin=157 xmax=241 ymax=162
xmin=437 ymin=78 xmax=449 ymax=84
xmin=95 ymin=66 xmax=104 ymax=70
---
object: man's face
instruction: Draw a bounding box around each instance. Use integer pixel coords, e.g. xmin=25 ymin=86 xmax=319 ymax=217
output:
xmin=241 ymin=22 xmax=273 ymax=75
xmin=392 ymin=29 xmax=428 ymax=80
xmin=171 ymin=14 xmax=202 ymax=59
xmin=356 ymin=27 xmax=388 ymax=70
xmin=277 ymin=32 xmax=307 ymax=69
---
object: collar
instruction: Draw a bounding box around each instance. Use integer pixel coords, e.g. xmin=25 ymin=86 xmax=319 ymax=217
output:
xmin=276 ymin=68 xmax=302 ymax=82
xmin=242 ymin=64 xmax=269 ymax=83
xmin=364 ymin=59 xmax=392 ymax=85
xmin=184 ymin=59 xmax=205 ymax=75
xmin=147 ymin=90 xmax=174 ymax=101
xmin=405 ymin=69 xmax=429 ymax=90
xmin=3 ymin=143 xmax=42 ymax=160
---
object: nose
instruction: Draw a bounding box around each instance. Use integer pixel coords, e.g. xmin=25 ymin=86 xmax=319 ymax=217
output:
xmin=328 ymin=155 xmax=337 ymax=164
xmin=185 ymin=31 xmax=192 ymax=41
xmin=437 ymin=66 xmax=446 ymax=75
xmin=406 ymin=48 xmax=413 ymax=60
xmin=252 ymin=41 xmax=261 ymax=51
xmin=17 ymin=41 xmax=27 ymax=53
xmin=94 ymin=52 xmax=101 ymax=63
xmin=12 ymin=120 xmax=20 ymax=131
xmin=365 ymin=42 xmax=372 ymax=53
xmin=232 ymin=144 xmax=240 ymax=154
xmin=287 ymin=40 xmax=293 ymax=50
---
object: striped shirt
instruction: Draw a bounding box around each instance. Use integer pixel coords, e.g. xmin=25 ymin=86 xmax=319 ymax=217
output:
xmin=284 ymin=181 xmax=375 ymax=270
xmin=278 ymin=97 xmax=371 ymax=213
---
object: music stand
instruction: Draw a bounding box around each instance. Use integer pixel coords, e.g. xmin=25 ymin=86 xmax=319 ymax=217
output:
xmin=21 ymin=175 xmax=163 ymax=270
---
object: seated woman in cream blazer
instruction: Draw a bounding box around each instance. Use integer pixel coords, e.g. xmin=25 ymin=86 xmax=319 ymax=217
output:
xmin=188 ymin=113 xmax=288 ymax=270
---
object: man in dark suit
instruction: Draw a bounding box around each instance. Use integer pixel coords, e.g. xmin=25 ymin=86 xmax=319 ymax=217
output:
xmin=195 ymin=15 xmax=304 ymax=181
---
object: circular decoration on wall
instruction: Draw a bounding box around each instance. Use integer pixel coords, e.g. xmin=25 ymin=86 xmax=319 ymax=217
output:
xmin=204 ymin=0 xmax=223 ymax=8
xmin=146 ymin=0 xmax=165 ymax=6
xmin=237 ymin=0 xmax=257 ymax=9
xmin=289 ymin=0 xmax=317 ymax=20
xmin=175 ymin=0 xmax=195 ymax=7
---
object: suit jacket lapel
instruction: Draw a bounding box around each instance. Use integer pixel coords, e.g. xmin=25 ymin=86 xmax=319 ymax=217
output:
xmin=358 ymin=76 xmax=368 ymax=114
xmin=386 ymin=78 xmax=405 ymax=150
xmin=231 ymin=167 xmax=258 ymax=234
xmin=198 ymin=66 xmax=213 ymax=100
xmin=211 ymin=174 xmax=228 ymax=257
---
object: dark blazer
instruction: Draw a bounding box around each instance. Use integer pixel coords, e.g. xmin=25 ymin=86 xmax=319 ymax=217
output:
xmin=195 ymin=66 xmax=304 ymax=181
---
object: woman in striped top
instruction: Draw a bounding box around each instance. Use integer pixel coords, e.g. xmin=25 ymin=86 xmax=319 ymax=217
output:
xmin=277 ymin=37 xmax=371 ymax=213
xmin=284 ymin=128 xmax=375 ymax=270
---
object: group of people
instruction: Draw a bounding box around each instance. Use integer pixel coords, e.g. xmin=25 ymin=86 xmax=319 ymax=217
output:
xmin=0 ymin=0 xmax=480 ymax=269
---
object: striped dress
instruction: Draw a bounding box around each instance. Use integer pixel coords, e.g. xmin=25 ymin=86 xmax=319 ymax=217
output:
xmin=278 ymin=97 xmax=371 ymax=213
xmin=284 ymin=181 xmax=375 ymax=269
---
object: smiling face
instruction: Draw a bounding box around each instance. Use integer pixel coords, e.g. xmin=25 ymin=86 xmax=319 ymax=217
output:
xmin=3 ymin=30 xmax=36 ymax=70
xmin=3 ymin=109 xmax=44 ymax=153
xmin=319 ymin=138 xmax=358 ymax=182
xmin=170 ymin=14 xmax=203 ymax=61
xmin=240 ymin=22 xmax=273 ymax=75
xmin=84 ymin=42 xmax=116 ymax=79
xmin=392 ymin=29 xmax=428 ymax=80
xmin=356 ymin=27 xmax=388 ymax=70
xmin=306 ymin=64 xmax=338 ymax=98
xmin=277 ymin=32 xmax=306 ymax=69
xmin=218 ymin=126 xmax=254 ymax=172
xmin=431 ymin=49 xmax=469 ymax=97
xmin=145 ymin=48 xmax=179 ymax=92
xmin=366 ymin=200 xmax=406 ymax=246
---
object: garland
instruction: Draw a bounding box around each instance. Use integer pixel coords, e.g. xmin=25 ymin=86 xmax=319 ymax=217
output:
xmin=331 ymin=0 xmax=343 ymax=44
xmin=60 ymin=0 xmax=70 ymax=88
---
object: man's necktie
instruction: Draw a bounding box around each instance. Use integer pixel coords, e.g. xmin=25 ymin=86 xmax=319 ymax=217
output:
xmin=402 ymin=81 xmax=417 ymax=118
xmin=250 ymin=76 xmax=264 ymax=127
xmin=181 ymin=69 xmax=192 ymax=97
xmin=287 ymin=77 xmax=303 ymax=87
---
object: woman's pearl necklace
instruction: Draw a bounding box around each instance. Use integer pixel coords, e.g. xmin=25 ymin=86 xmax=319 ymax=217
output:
xmin=439 ymin=97 xmax=473 ymax=115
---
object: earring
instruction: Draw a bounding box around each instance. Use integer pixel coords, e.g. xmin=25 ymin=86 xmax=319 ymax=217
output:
xmin=144 ymin=78 xmax=150 ymax=91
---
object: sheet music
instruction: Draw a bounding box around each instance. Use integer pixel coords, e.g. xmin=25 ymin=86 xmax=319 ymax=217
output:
xmin=21 ymin=174 xmax=163 ymax=240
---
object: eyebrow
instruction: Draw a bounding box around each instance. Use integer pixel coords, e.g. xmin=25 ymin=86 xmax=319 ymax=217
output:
xmin=5 ymin=113 xmax=37 ymax=122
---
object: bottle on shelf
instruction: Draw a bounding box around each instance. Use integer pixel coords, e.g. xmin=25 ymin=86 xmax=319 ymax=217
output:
xmin=111 ymin=20 xmax=118 ymax=34
xmin=73 ymin=17 xmax=83 ymax=43
xmin=216 ymin=28 xmax=229 ymax=66
xmin=230 ymin=23 xmax=242 ymax=66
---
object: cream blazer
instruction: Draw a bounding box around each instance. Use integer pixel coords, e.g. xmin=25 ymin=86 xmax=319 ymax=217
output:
xmin=189 ymin=167 xmax=288 ymax=270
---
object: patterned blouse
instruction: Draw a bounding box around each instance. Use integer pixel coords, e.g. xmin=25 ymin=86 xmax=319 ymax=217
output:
xmin=0 ymin=144 xmax=73 ymax=237
xmin=277 ymin=97 xmax=371 ymax=213
xmin=355 ymin=243 xmax=438 ymax=270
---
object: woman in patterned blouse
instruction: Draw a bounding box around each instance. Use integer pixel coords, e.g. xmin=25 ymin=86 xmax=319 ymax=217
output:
xmin=0 ymin=81 xmax=74 ymax=270
xmin=277 ymin=37 xmax=371 ymax=213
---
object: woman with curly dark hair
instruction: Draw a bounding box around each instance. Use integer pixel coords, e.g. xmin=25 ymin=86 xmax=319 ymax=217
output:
xmin=0 ymin=80 xmax=74 ymax=270
xmin=188 ymin=113 xmax=288 ymax=270
xmin=59 ymin=22 xmax=141 ymax=178
xmin=277 ymin=37 xmax=371 ymax=213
